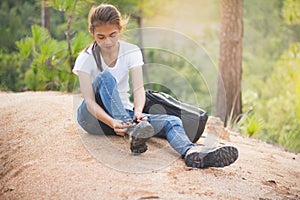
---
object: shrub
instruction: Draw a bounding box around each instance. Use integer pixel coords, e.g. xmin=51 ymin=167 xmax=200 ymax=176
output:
xmin=241 ymin=43 xmax=300 ymax=152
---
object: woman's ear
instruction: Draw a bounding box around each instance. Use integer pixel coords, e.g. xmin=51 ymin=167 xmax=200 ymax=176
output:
xmin=119 ymin=26 xmax=123 ymax=33
xmin=89 ymin=27 xmax=94 ymax=36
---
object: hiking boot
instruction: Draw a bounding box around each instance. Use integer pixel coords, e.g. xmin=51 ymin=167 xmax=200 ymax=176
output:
xmin=127 ymin=121 xmax=154 ymax=155
xmin=184 ymin=146 xmax=238 ymax=168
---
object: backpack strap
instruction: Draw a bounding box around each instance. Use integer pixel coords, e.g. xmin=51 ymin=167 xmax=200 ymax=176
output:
xmin=91 ymin=42 xmax=103 ymax=72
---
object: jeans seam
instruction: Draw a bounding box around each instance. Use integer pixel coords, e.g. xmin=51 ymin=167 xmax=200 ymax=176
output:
xmin=104 ymin=80 xmax=123 ymax=119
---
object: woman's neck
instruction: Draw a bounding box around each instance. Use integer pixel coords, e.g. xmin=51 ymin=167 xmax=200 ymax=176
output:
xmin=101 ymin=42 xmax=120 ymax=67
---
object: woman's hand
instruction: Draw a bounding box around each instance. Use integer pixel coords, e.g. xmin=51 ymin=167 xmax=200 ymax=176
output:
xmin=134 ymin=111 xmax=148 ymax=123
xmin=111 ymin=119 xmax=131 ymax=136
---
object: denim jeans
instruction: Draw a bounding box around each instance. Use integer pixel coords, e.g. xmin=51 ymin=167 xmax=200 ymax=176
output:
xmin=77 ymin=71 xmax=195 ymax=156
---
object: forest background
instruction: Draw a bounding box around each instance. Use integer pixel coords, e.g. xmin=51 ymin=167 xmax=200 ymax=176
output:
xmin=0 ymin=0 xmax=299 ymax=152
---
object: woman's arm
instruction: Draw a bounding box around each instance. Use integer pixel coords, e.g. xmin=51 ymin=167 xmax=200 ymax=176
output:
xmin=130 ymin=66 xmax=147 ymax=122
xmin=78 ymin=71 xmax=129 ymax=136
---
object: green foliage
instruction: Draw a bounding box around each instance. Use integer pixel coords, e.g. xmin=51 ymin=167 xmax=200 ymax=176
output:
xmin=236 ymin=0 xmax=300 ymax=152
xmin=16 ymin=25 xmax=90 ymax=91
xmin=227 ymin=91 xmax=261 ymax=135
xmin=0 ymin=52 xmax=25 ymax=91
xmin=0 ymin=0 xmax=38 ymax=52
xmin=282 ymin=0 xmax=300 ymax=24
xmin=51 ymin=0 xmax=76 ymax=11
xmin=243 ymin=0 xmax=299 ymax=91
xmin=268 ymin=43 xmax=300 ymax=151
xmin=237 ymin=112 xmax=264 ymax=138
xmin=10 ymin=0 xmax=93 ymax=92
xmin=244 ymin=115 xmax=264 ymax=137
xmin=240 ymin=43 xmax=300 ymax=152
xmin=17 ymin=25 xmax=65 ymax=91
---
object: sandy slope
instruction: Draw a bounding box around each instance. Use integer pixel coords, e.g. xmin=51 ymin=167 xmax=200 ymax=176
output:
xmin=0 ymin=92 xmax=299 ymax=200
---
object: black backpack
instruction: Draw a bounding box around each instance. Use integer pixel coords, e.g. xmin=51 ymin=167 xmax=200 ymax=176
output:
xmin=143 ymin=90 xmax=208 ymax=143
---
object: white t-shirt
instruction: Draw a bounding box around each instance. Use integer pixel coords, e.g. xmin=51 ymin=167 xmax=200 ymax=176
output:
xmin=73 ymin=40 xmax=144 ymax=110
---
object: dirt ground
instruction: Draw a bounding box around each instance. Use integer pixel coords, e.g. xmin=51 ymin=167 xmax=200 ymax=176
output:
xmin=0 ymin=91 xmax=299 ymax=200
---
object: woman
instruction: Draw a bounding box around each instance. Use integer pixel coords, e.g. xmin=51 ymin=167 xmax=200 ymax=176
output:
xmin=73 ymin=4 xmax=238 ymax=168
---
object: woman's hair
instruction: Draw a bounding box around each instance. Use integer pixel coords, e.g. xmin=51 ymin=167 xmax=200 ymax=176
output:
xmin=88 ymin=4 xmax=127 ymax=32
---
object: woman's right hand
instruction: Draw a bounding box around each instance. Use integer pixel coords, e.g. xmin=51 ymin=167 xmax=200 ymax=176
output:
xmin=111 ymin=119 xmax=131 ymax=137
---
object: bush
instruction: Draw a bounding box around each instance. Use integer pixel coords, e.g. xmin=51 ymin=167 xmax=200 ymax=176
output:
xmin=16 ymin=25 xmax=90 ymax=92
xmin=0 ymin=52 xmax=25 ymax=91
xmin=239 ymin=43 xmax=300 ymax=152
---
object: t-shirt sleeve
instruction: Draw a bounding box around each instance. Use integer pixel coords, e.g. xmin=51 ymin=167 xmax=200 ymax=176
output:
xmin=127 ymin=47 xmax=144 ymax=69
xmin=72 ymin=51 xmax=96 ymax=76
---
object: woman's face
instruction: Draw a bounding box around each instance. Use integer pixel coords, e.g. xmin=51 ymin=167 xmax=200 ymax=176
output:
xmin=91 ymin=24 xmax=120 ymax=52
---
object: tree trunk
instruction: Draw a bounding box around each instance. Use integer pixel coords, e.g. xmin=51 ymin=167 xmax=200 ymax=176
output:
xmin=216 ymin=0 xmax=243 ymax=125
xmin=41 ymin=0 xmax=50 ymax=33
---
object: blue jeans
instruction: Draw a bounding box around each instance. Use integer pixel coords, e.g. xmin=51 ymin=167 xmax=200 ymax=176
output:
xmin=77 ymin=71 xmax=195 ymax=156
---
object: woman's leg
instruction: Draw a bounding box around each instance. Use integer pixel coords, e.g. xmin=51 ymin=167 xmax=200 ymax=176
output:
xmin=146 ymin=113 xmax=239 ymax=168
xmin=77 ymin=71 xmax=132 ymax=135
xmin=77 ymin=100 xmax=114 ymax=135
xmin=146 ymin=114 xmax=195 ymax=156
xmin=92 ymin=71 xmax=132 ymax=123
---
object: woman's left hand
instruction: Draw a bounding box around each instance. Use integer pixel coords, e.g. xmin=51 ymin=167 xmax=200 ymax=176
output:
xmin=134 ymin=111 xmax=148 ymax=123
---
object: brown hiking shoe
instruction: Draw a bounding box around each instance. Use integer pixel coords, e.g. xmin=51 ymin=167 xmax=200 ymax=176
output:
xmin=127 ymin=121 xmax=154 ymax=155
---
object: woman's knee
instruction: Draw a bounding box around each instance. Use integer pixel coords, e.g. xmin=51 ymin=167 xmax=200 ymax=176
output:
xmin=101 ymin=71 xmax=116 ymax=84
xmin=94 ymin=71 xmax=116 ymax=86
xmin=166 ymin=115 xmax=183 ymax=127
